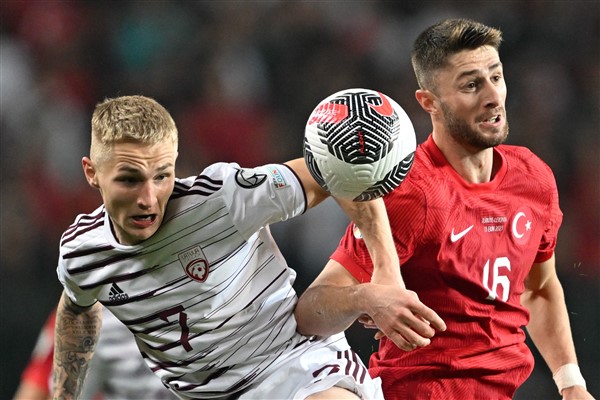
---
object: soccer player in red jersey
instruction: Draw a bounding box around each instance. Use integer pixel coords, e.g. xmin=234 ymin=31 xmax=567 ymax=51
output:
xmin=295 ymin=18 xmax=594 ymax=400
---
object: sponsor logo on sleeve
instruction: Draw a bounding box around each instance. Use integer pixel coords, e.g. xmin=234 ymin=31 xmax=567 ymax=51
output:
xmin=268 ymin=166 xmax=288 ymax=189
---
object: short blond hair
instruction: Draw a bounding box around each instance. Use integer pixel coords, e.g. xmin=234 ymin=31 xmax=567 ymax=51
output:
xmin=411 ymin=18 xmax=503 ymax=91
xmin=90 ymin=95 xmax=178 ymax=163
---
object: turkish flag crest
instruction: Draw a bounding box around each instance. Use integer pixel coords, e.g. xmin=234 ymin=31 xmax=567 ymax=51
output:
xmin=511 ymin=206 xmax=533 ymax=245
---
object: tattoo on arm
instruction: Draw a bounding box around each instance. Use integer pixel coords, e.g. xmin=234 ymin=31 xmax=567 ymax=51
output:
xmin=52 ymin=295 xmax=101 ymax=399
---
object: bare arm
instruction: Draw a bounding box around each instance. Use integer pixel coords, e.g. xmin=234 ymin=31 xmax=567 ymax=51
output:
xmin=52 ymin=292 xmax=102 ymax=400
xmin=284 ymin=158 xmax=401 ymax=285
xmin=295 ymin=259 xmax=446 ymax=351
xmin=522 ymin=255 xmax=593 ymax=399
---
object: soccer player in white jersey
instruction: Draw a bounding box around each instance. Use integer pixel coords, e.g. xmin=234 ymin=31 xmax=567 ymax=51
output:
xmin=52 ymin=95 xmax=443 ymax=399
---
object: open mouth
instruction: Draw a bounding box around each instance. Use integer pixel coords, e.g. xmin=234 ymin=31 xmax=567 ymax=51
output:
xmin=131 ymin=214 xmax=157 ymax=227
xmin=485 ymin=115 xmax=501 ymax=123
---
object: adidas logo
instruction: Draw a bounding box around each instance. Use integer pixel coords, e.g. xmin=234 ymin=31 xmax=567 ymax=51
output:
xmin=108 ymin=282 xmax=129 ymax=301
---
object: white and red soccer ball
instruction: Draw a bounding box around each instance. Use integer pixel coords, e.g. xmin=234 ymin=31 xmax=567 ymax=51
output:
xmin=304 ymin=88 xmax=417 ymax=201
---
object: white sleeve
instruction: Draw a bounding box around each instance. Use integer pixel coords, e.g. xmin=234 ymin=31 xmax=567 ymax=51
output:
xmin=56 ymin=258 xmax=97 ymax=307
xmin=209 ymin=162 xmax=307 ymax=240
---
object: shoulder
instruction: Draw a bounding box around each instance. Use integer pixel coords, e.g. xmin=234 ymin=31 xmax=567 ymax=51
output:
xmin=60 ymin=205 xmax=106 ymax=250
xmin=498 ymin=144 xmax=549 ymax=167
xmin=497 ymin=144 xmax=557 ymax=188
xmin=171 ymin=162 xmax=235 ymax=198
xmin=173 ymin=162 xmax=300 ymax=197
xmin=390 ymin=142 xmax=447 ymax=202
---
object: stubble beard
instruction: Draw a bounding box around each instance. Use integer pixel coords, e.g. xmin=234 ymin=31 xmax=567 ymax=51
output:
xmin=441 ymin=102 xmax=509 ymax=149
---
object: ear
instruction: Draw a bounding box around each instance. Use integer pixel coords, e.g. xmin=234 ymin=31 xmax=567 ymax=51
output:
xmin=82 ymin=157 xmax=100 ymax=189
xmin=415 ymin=89 xmax=439 ymax=115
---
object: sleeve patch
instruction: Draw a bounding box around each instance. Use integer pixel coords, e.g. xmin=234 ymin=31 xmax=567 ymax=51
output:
xmin=267 ymin=165 xmax=289 ymax=189
xmin=235 ymin=168 xmax=268 ymax=188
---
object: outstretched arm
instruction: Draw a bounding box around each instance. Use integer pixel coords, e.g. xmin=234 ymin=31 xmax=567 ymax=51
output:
xmin=522 ymin=255 xmax=594 ymax=400
xmin=284 ymin=158 xmax=401 ymax=285
xmin=295 ymin=259 xmax=446 ymax=351
xmin=52 ymin=292 xmax=102 ymax=400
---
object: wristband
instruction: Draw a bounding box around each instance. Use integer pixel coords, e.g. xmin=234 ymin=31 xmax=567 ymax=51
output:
xmin=552 ymin=363 xmax=586 ymax=394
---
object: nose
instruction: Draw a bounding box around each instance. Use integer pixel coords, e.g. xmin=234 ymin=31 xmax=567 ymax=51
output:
xmin=482 ymin=79 xmax=504 ymax=109
xmin=137 ymin=181 xmax=155 ymax=210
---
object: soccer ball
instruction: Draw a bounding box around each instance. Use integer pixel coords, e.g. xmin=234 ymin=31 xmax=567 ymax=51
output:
xmin=304 ymin=88 xmax=416 ymax=201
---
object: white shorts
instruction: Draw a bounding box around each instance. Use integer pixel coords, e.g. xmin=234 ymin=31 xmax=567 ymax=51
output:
xmin=239 ymin=333 xmax=383 ymax=400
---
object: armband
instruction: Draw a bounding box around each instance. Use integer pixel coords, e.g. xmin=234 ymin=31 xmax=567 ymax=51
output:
xmin=552 ymin=363 xmax=586 ymax=394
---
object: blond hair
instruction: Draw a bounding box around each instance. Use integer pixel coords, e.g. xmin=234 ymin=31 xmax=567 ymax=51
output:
xmin=411 ymin=18 xmax=503 ymax=91
xmin=90 ymin=95 xmax=178 ymax=163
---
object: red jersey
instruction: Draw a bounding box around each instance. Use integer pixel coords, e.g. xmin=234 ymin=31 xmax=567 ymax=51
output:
xmin=332 ymin=135 xmax=562 ymax=399
xmin=20 ymin=310 xmax=56 ymax=394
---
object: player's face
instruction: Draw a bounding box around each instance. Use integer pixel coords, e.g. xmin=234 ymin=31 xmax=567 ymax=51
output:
xmin=434 ymin=45 xmax=508 ymax=150
xmin=88 ymin=141 xmax=177 ymax=245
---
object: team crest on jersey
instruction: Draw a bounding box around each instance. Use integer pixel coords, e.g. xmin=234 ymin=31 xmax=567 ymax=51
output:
xmin=235 ymin=168 xmax=267 ymax=188
xmin=178 ymin=245 xmax=209 ymax=282
xmin=510 ymin=206 xmax=533 ymax=245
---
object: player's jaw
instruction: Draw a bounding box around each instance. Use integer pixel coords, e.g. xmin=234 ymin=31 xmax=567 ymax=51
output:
xmin=442 ymin=102 xmax=508 ymax=149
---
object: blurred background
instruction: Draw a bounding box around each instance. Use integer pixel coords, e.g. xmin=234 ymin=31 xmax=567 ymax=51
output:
xmin=1 ymin=1 xmax=598 ymax=398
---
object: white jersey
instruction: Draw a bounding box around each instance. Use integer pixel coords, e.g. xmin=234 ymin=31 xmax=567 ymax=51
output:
xmin=82 ymin=307 xmax=178 ymax=399
xmin=57 ymin=163 xmax=381 ymax=399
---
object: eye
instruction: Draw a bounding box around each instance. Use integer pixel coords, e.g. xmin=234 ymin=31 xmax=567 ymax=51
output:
xmin=155 ymin=173 xmax=170 ymax=181
xmin=116 ymin=176 xmax=140 ymax=185
xmin=463 ymin=81 xmax=478 ymax=91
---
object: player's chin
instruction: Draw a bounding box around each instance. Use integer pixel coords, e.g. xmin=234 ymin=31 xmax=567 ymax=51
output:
xmin=125 ymin=225 xmax=160 ymax=244
xmin=475 ymin=128 xmax=508 ymax=148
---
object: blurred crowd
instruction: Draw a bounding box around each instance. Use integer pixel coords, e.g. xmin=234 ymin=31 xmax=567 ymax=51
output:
xmin=1 ymin=1 xmax=598 ymax=398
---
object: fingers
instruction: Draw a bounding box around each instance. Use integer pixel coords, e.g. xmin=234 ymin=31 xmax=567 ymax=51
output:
xmin=360 ymin=315 xmax=431 ymax=351
xmin=383 ymin=327 xmax=431 ymax=351
xmin=402 ymin=290 xmax=446 ymax=332
xmin=362 ymin=294 xmax=447 ymax=352
xmin=358 ymin=314 xmax=378 ymax=330
xmin=368 ymin=314 xmax=435 ymax=351
xmin=414 ymin=306 xmax=447 ymax=332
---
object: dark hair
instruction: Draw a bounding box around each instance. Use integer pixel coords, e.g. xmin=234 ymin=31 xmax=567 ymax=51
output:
xmin=411 ymin=18 xmax=503 ymax=91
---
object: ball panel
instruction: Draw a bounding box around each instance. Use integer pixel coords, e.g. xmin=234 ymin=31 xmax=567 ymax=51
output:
xmin=353 ymin=151 xmax=415 ymax=202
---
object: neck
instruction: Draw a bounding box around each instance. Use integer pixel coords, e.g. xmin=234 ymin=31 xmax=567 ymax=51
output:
xmin=432 ymin=131 xmax=495 ymax=184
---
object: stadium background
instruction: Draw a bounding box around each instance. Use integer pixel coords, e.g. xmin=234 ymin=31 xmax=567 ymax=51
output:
xmin=1 ymin=1 xmax=598 ymax=398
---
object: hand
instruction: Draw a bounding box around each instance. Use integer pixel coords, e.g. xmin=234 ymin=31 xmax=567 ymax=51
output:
xmin=562 ymin=385 xmax=595 ymax=400
xmin=360 ymin=284 xmax=446 ymax=351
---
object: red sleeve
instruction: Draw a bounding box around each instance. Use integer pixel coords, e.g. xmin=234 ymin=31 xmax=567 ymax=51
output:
xmin=331 ymin=224 xmax=374 ymax=283
xmin=20 ymin=309 xmax=57 ymax=394
xmin=534 ymin=168 xmax=563 ymax=263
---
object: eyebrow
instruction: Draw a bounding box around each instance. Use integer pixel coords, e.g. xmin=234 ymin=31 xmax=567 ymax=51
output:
xmin=117 ymin=163 xmax=174 ymax=174
xmin=457 ymin=62 xmax=503 ymax=79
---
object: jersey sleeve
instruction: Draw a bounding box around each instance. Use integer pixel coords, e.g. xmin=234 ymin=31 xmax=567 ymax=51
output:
xmin=216 ymin=162 xmax=306 ymax=240
xmin=534 ymin=167 xmax=563 ymax=263
xmin=57 ymin=258 xmax=98 ymax=307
